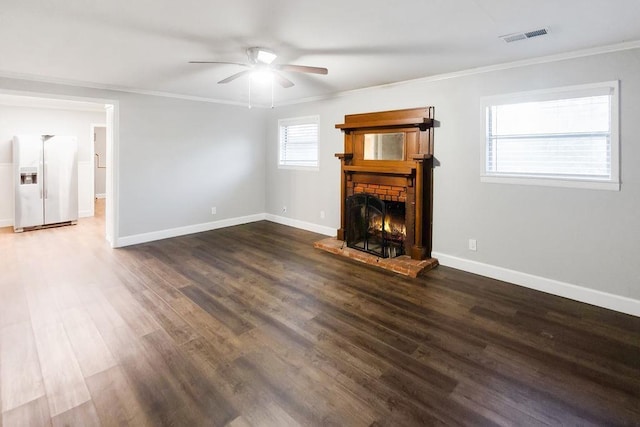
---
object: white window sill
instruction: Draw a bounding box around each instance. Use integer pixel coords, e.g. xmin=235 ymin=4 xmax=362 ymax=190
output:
xmin=278 ymin=165 xmax=319 ymax=172
xmin=480 ymin=175 xmax=620 ymax=191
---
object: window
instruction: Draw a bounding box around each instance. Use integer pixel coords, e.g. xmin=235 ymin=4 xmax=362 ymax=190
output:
xmin=481 ymin=81 xmax=619 ymax=190
xmin=278 ymin=115 xmax=319 ymax=169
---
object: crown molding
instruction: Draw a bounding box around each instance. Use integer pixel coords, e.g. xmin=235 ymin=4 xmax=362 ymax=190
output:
xmin=0 ymin=69 xmax=248 ymax=107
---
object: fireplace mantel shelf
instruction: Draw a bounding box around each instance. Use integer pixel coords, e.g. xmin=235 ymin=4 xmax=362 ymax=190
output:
xmin=335 ymin=117 xmax=433 ymax=132
xmin=342 ymin=165 xmax=416 ymax=176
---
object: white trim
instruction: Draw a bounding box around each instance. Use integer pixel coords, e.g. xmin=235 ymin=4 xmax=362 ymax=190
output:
xmin=0 ymin=70 xmax=249 ymax=107
xmin=77 ymin=160 xmax=94 ymax=218
xmin=0 ymin=162 xmax=13 ymax=227
xmin=95 ymin=193 xmax=106 ymax=199
xmin=105 ymin=103 xmax=118 ymax=247
xmin=432 ymin=251 xmax=640 ymax=317
xmin=265 ymin=214 xmax=335 ymax=237
xmin=480 ymin=175 xmax=620 ymax=191
xmin=116 ymin=213 xmax=267 ymax=247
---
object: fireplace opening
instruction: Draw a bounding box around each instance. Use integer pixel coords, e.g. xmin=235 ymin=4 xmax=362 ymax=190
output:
xmin=346 ymin=193 xmax=406 ymax=258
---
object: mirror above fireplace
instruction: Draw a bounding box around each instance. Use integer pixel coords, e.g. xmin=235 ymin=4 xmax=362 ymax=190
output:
xmin=363 ymin=132 xmax=405 ymax=160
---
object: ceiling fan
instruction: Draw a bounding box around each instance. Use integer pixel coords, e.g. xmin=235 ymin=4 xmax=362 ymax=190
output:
xmin=189 ymin=47 xmax=328 ymax=88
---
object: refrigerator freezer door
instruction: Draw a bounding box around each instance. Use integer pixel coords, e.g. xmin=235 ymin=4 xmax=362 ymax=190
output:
xmin=13 ymin=136 xmax=44 ymax=230
xmin=43 ymin=136 xmax=78 ymax=225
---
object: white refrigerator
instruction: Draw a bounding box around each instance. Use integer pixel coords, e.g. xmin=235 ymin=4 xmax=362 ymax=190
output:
xmin=13 ymin=135 xmax=78 ymax=232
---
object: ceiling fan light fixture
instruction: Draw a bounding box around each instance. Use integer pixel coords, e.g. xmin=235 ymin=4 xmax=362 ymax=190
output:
xmin=247 ymin=47 xmax=277 ymax=64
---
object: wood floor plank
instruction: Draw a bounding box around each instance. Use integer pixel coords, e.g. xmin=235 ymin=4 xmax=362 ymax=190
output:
xmin=60 ymin=307 xmax=118 ymax=378
xmin=140 ymin=330 xmax=238 ymax=426
xmin=98 ymin=324 xmax=202 ymax=426
xmin=85 ymin=365 xmax=154 ymax=427
xmin=184 ymin=342 xmax=300 ymax=427
xmin=181 ymin=285 xmax=254 ymax=336
xmin=0 ymin=322 xmax=46 ymax=412
xmin=32 ymin=322 xmax=92 ymax=417
xmin=50 ymin=400 xmax=101 ymax=427
xmin=101 ymin=286 xmax=160 ymax=337
xmin=1 ymin=396 xmax=51 ymax=427
xmin=134 ymin=288 xmax=201 ymax=345
xmin=0 ymin=271 xmax=30 ymax=329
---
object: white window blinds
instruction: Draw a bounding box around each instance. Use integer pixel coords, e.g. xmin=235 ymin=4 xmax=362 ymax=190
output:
xmin=278 ymin=116 xmax=319 ymax=169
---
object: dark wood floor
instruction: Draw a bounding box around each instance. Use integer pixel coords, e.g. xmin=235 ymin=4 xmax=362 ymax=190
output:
xmin=1 ymin=202 xmax=639 ymax=426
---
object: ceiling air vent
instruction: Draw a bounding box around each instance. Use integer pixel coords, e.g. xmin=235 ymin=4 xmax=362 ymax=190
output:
xmin=500 ymin=28 xmax=549 ymax=43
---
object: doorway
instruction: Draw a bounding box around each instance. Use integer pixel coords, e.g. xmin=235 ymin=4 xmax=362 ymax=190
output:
xmin=94 ymin=125 xmax=107 ymax=200
xmin=0 ymin=91 xmax=118 ymax=245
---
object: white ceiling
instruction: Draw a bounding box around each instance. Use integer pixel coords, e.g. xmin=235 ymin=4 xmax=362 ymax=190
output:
xmin=1 ymin=0 xmax=639 ymax=106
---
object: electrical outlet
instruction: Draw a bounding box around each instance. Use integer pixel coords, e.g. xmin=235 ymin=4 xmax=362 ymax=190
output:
xmin=320 ymin=210 xmax=325 ymax=219
xmin=282 ymin=206 xmax=287 ymax=214
xmin=468 ymin=239 xmax=477 ymax=251
xmin=211 ymin=207 xmax=217 ymax=215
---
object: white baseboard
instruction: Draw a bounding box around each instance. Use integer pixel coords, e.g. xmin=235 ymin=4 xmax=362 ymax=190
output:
xmin=95 ymin=193 xmax=106 ymax=199
xmin=78 ymin=210 xmax=93 ymax=218
xmin=432 ymin=251 xmax=640 ymax=317
xmin=0 ymin=219 xmax=13 ymax=228
xmin=115 ymin=213 xmax=267 ymax=247
xmin=265 ymin=214 xmax=336 ymax=237
xmin=115 ymin=212 xmax=335 ymax=248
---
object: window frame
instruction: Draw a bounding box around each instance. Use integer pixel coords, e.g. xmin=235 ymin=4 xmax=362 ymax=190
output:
xmin=480 ymin=81 xmax=620 ymax=191
xmin=278 ymin=115 xmax=320 ymax=171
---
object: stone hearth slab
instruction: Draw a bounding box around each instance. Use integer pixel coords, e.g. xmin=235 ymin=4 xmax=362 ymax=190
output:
xmin=314 ymin=237 xmax=438 ymax=278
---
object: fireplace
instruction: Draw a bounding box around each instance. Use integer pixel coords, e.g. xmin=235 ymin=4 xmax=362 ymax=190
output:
xmin=346 ymin=193 xmax=406 ymax=258
xmin=334 ymin=107 xmax=438 ymax=267
xmin=315 ymin=107 xmax=438 ymax=277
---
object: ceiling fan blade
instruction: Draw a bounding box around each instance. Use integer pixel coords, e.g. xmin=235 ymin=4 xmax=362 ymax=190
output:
xmin=189 ymin=61 xmax=249 ymax=67
xmin=218 ymin=70 xmax=251 ymax=84
xmin=273 ymin=72 xmax=295 ymax=88
xmin=274 ymin=64 xmax=328 ymax=75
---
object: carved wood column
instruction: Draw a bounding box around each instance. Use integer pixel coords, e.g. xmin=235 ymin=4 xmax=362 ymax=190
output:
xmin=335 ymin=153 xmax=353 ymax=240
xmin=411 ymin=154 xmax=429 ymax=260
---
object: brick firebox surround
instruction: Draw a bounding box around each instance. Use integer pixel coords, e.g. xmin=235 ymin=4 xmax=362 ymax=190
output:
xmin=349 ymin=183 xmax=407 ymax=203
xmin=314 ymin=107 xmax=439 ymax=277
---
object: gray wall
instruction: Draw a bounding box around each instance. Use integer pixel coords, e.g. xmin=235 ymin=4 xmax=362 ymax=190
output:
xmin=116 ymin=94 xmax=265 ymax=236
xmin=0 ymin=78 xmax=266 ymax=239
xmin=265 ymin=48 xmax=640 ymax=301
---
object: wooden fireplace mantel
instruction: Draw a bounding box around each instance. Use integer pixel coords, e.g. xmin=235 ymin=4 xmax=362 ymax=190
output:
xmin=335 ymin=107 xmax=434 ymax=132
xmin=335 ymin=107 xmax=435 ymax=261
